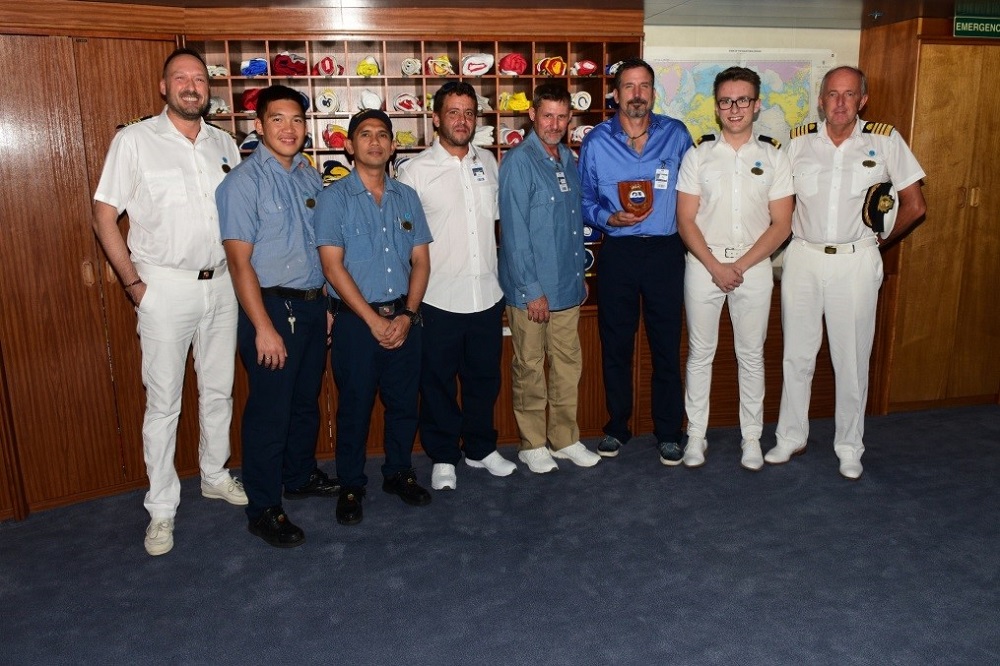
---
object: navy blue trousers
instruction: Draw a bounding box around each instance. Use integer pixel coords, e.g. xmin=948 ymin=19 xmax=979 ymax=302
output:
xmin=330 ymin=306 xmax=421 ymax=488
xmin=418 ymin=299 xmax=504 ymax=465
xmin=237 ymin=294 xmax=327 ymax=521
xmin=596 ymin=234 xmax=686 ymax=443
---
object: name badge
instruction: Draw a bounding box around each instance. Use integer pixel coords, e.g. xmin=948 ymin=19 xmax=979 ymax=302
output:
xmin=654 ymin=167 xmax=670 ymax=190
xmin=472 ymin=165 xmax=487 ymax=183
xmin=555 ymin=169 xmax=570 ymax=193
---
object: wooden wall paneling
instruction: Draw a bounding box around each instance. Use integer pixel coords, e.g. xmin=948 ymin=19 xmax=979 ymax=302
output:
xmin=0 ymin=35 xmax=125 ymax=508
xmin=72 ymin=36 xmax=177 ymax=486
xmin=0 ymin=0 xmax=180 ymax=38
xmin=888 ymin=43 xmax=981 ymax=405
xmin=947 ymin=46 xmax=1000 ymax=400
xmin=0 ymin=343 xmax=28 ymax=520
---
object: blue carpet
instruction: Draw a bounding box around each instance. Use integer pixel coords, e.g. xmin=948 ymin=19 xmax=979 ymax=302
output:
xmin=1 ymin=405 xmax=998 ymax=665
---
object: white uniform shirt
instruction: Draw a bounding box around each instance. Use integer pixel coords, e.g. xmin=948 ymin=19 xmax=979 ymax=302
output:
xmin=94 ymin=106 xmax=241 ymax=271
xmin=786 ymin=118 xmax=925 ymax=244
xmin=677 ymin=134 xmax=793 ymax=248
xmin=396 ymin=139 xmax=503 ymax=313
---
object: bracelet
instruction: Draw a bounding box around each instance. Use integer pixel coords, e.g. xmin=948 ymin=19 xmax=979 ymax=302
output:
xmin=124 ymin=278 xmax=143 ymax=289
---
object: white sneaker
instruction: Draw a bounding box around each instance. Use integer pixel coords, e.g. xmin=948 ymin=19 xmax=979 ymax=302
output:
xmin=838 ymin=452 xmax=864 ymax=480
xmin=764 ymin=442 xmax=806 ymax=465
xmin=465 ymin=450 xmax=517 ymax=477
xmin=740 ymin=438 xmax=764 ymax=471
xmin=431 ymin=463 xmax=457 ymax=490
xmin=144 ymin=518 xmax=174 ymax=556
xmin=201 ymin=476 xmax=249 ymax=505
xmin=550 ymin=441 xmax=601 ymax=467
xmin=683 ymin=436 xmax=707 ymax=468
xmin=518 ymin=447 xmax=559 ymax=474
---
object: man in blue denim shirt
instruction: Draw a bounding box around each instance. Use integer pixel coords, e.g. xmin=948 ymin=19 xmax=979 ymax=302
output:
xmin=218 ymin=85 xmax=338 ymax=548
xmin=499 ymin=83 xmax=602 ymax=474
xmin=315 ymin=109 xmax=433 ymax=526
xmin=578 ymin=58 xmax=693 ymax=466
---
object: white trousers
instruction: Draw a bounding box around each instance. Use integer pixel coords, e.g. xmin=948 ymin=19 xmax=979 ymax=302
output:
xmin=135 ymin=264 xmax=238 ymax=519
xmin=684 ymin=253 xmax=773 ymax=439
xmin=775 ymin=239 xmax=883 ymax=459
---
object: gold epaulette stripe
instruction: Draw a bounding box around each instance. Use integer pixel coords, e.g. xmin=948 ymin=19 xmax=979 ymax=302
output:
xmin=862 ymin=121 xmax=894 ymax=136
xmin=695 ymin=133 xmax=716 ymax=146
xmin=206 ymin=121 xmax=237 ymax=139
xmin=116 ymin=115 xmax=153 ymax=130
xmin=790 ymin=122 xmax=818 ymax=139
xmin=759 ymin=134 xmax=781 ymax=149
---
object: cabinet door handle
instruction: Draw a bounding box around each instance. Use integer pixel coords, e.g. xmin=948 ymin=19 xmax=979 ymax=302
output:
xmin=969 ymin=187 xmax=981 ymax=208
xmin=958 ymin=186 xmax=967 ymax=209
xmin=82 ymin=260 xmax=96 ymax=287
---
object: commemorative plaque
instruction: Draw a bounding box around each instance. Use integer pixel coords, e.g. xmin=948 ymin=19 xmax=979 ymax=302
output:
xmin=618 ymin=180 xmax=654 ymax=216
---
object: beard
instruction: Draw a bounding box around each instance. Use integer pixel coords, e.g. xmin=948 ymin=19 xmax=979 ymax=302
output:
xmin=439 ymin=124 xmax=472 ymax=147
xmin=623 ymin=97 xmax=649 ymax=119
xmin=168 ymin=91 xmax=209 ymax=121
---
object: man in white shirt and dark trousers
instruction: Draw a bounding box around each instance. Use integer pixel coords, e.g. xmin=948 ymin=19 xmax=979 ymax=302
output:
xmin=92 ymin=48 xmax=247 ymax=556
xmin=397 ymin=81 xmax=517 ymax=491
xmin=676 ymin=66 xmax=793 ymax=471
xmin=765 ymin=65 xmax=926 ymax=479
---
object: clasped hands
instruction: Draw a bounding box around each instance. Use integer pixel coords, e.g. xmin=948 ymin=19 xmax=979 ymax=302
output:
xmin=369 ymin=313 xmax=410 ymax=349
xmin=711 ymin=262 xmax=744 ymax=293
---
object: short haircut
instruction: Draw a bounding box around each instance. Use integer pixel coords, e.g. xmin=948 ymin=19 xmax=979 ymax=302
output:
xmin=432 ymin=81 xmax=478 ymax=114
xmin=532 ymin=82 xmax=571 ymax=109
xmin=256 ymin=84 xmax=306 ymax=117
xmin=714 ymin=66 xmax=761 ymax=99
xmin=613 ymin=57 xmax=655 ymax=92
xmin=162 ymin=47 xmax=207 ymax=77
xmin=821 ymin=65 xmax=868 ymax=97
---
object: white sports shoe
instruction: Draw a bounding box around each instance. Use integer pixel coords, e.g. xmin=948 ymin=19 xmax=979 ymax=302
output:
xmin=144 ymin=518 xmax=174 ymax=556
xmin=465 ymin=450 xmax=517 ymax=477
xmin=740 ymin=438 xmax=764 ymax=471
xmin=201 ymin=476 xmax=249 ymax=506
xmin=683 ymin=436 xmax=707 ymax=468
xmin=431 ymin=463 xmax=457 ymax=491
xmin=838 ymin=452 xmax=864 ymax=480
xmin=550 ymin=441 xmax=601 ymax=467
xmin=518 ymin=447 xmax=559 ymax=474
xmin=764 ymin=442 xmax=806 ymax=465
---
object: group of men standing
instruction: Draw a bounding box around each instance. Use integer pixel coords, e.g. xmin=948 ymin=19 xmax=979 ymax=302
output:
xmin=93 ymin=49 xmax=925 ymax=556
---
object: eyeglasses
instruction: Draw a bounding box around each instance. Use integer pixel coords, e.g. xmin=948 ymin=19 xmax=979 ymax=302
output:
xmin=716 ymin=96 xmax=757 ymax=110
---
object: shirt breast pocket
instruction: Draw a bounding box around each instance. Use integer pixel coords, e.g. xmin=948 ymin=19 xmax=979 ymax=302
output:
xmin=793 ymin=165 xmax=821 ymax=197
xmin=257 ymin=197 xmax=292 ymax=241
xmin=851 ymin=161 xmax=888 ymax=195
xmin=346 ymin=224 xmax=376 ymax=262
xmin=144 ymin=168 xmax=188 ymax=207
xmin=701 ymin=169 xmax=725 ymax=204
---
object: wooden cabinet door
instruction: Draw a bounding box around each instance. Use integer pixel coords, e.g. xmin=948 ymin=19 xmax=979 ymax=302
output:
xmin=0 ymin=35 xmax=126 ymax=508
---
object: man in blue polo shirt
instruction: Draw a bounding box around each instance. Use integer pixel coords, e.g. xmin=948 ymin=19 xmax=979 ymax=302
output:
xmin=218 ymin=85 xmax=339 ymax=548
xmin=315 ymin=109 xmax=433 ymax=526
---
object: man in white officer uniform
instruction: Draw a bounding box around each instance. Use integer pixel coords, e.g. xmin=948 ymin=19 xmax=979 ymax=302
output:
xmin=93 ymin=48 xmax=246 ymax=556
xmin=676 ymin=66 xmax=793 ymax=471
xmin=765 ymin=65 xmax=926 ymax=479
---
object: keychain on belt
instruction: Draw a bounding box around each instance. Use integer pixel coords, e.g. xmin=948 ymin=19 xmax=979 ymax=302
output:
xmin=285 ymin=301 xmax=296 ymax=334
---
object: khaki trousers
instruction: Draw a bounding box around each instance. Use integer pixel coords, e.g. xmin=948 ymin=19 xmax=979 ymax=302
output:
xmin=506 ymin=305 xmax=582 ymax=451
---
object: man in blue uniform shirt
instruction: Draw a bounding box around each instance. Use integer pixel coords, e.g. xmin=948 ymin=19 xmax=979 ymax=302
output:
xmin=499 ymin=83 xmax=601 ymax=474
xmin=578 ymin=57 xmax=693 ymax=465
xmin=217 ymin=85 xmax=339 ymax=548
xmin=315 ymin=109 xmax=433 ymax=525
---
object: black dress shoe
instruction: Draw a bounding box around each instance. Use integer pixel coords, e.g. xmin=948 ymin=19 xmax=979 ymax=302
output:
xmin=336 ymin=487 xmax=365 ymax=526
xmin=382 ymin=470 xmax=432 ymax=507
xmin=284 ymin=468 xmax=341 ymax=500
xmin=247 ymin=506 xmax=305 ymax=548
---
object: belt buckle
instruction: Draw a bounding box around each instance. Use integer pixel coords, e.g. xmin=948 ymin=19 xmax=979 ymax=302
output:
xmin=823 ymin=246 xmax=837 ymax=255
xmin=198 ymin=269 xmax=215 ymax=280
xmin=725 ymin=247 xmax=738 ymax=259
xmin=377 ymin=304 xmax=394 ymax=317
xmin=304 ymin=290 xmax=318 ymax=301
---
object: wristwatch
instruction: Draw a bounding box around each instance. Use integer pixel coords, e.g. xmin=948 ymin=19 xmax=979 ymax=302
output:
xmin=400 ymin=308 xmax=421 ymax=325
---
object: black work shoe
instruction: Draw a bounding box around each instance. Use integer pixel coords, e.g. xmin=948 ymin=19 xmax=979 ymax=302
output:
xmin=284 ymin=468 xmax=341 ymax=500
xmin=382 ymin=470 xmax=432 ymax=507
xmin=336 ymin=487 xmax=366 ymax=526
xmin=248 ymin=506 xmax=305 ymax=548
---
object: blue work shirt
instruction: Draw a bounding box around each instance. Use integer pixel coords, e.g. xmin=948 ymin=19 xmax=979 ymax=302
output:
xmin=217 ymin=145 xmax=325 ymax=289
xmin=498 ymin=130 xmax=586 ymax=311
xmin=314 ymin=169 xmax=432 ymax=303
xmin=578 ymin=112 xmax=693 ymax=237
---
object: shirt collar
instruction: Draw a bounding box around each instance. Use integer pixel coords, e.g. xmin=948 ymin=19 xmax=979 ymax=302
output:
xmin=429 ymin=137 xmax=481 ymax=164
xmin=610 ymin=111 xmax=662 ymax=140
xmin=155 ymin=105 xmax=208 ymax=141
xmin=343 ymin=167 xmax=400 ymax=197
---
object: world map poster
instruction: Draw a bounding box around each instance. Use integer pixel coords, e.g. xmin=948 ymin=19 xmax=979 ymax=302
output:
xmin=644 ymin=48 xmax=838 ymax=145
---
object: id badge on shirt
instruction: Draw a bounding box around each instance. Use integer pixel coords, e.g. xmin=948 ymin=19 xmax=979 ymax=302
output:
xmin=471 ymin=164 xmax=487 ymax=183
xmin=654 ymin=166 xmax=670 ymax=190
xmin=555 ymin=169 xmax=571 ymax=193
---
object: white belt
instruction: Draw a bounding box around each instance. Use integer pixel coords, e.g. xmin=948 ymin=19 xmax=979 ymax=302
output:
xmin=708 ymin=245 xmax=749 ymax=259
xmin=135 ymin=262 xmax=228 ymax=280
xmin=795 ymin=236 xmax=879 ymax=255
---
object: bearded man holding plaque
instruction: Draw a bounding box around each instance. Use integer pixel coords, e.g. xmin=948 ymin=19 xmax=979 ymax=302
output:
xmin=578 ymin=57 xmax=693 ymax=466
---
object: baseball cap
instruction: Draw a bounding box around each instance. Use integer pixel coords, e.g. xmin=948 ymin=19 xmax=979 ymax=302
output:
xmin=347 ymin=108 xmax=392 ymax=140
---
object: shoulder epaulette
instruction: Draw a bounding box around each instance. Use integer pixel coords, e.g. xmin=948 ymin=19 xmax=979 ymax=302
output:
xmin=206 ymin=121 xmax=237 ymax=139
xmin=861 ymin=121 xmax=895 ymax=136
xmin=116 ymin=115 xmax=154 ymax=130
xmin=759 ymin=135 xmax=781 ymax=149
xmin=790 ymin=122 xmax=818 ymax=139
xmin=695 ymin=133 xmax=716 ymax=146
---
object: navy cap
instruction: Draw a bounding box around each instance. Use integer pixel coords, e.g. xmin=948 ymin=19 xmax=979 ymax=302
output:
xmin=348 ymin=108 xmax=392 ymax=140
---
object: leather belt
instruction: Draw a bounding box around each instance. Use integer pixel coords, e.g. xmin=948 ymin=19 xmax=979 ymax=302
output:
xmin=330 ymin=295 xmax=407 ymax=318
xmin=796 ymin=236 xmax=879 ymax=254
xmin=261 ymin=286 xmax=323 ymax=301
